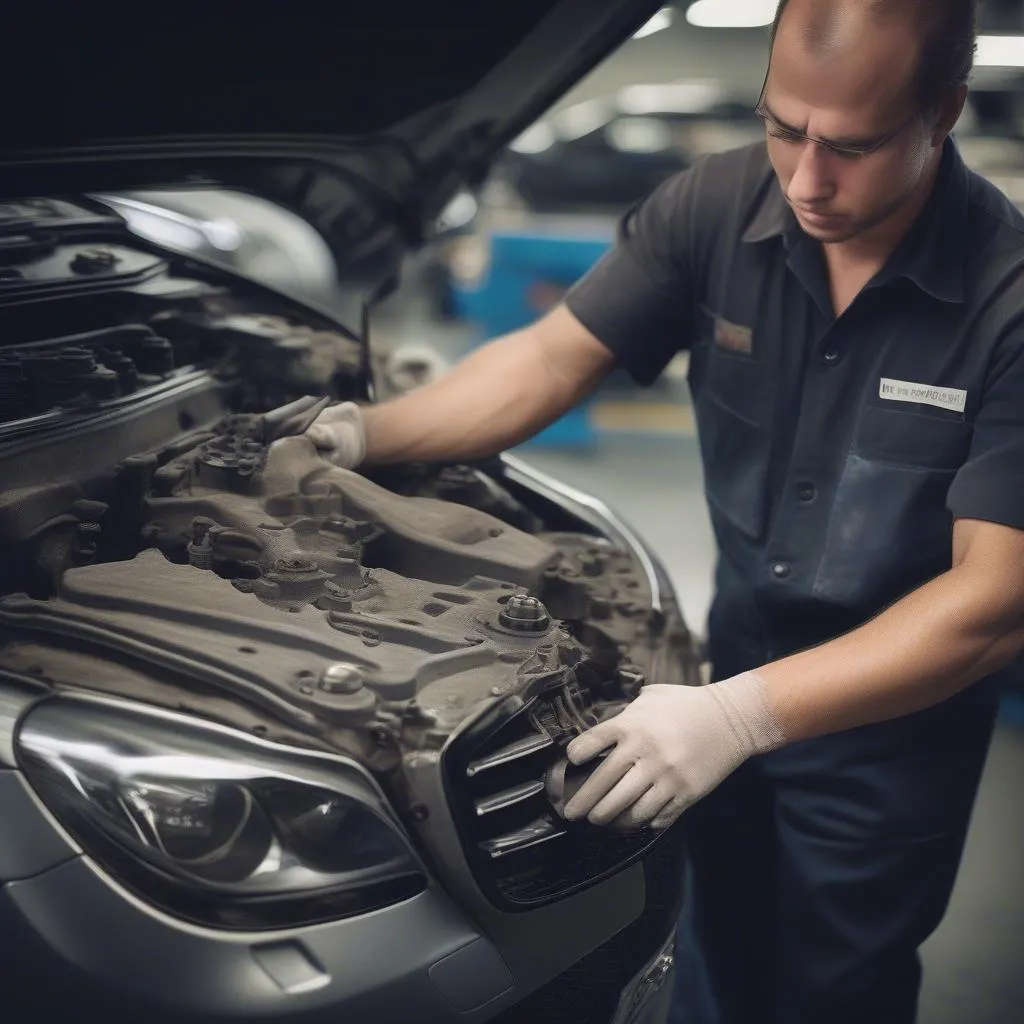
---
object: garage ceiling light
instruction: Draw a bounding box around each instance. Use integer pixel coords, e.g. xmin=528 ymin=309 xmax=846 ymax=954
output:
xmin=633 ymin=6 xmax=674 ymax=39
xmin=975 ymin=35 xmax=1024 ymax=68
xmin=617 ymin=80 xmax=725 ymax=115
xmin=686 ymin=0 xmax=775 ymax=29
xmin=554 ymin=99 xmax=614 ymax=141
xmin=509 ymin=121 xmax=557 ymax=154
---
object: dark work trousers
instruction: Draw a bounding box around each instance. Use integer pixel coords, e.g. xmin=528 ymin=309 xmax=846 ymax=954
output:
xmin=667 ymin=681 xmax=999 ymax=1024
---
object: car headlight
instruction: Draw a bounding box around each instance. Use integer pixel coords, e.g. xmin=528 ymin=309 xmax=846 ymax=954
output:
xmin=16 ymin=698 xmax=427 ymax=931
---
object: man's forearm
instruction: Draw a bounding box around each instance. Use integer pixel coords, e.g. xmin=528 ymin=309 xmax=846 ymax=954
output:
xmin=758 ymin=565 xmax=1024 ymax=742
xmin=362 ymin=324 xmax=606 ymax=465
xmin=558 ymin=520 xmax=1024 ymax=830
xmin=362 ymin=332 xmax=546 ymax=464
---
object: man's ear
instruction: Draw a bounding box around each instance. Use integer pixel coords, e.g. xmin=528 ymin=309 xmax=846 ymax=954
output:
xmin=932 ymin=85 xmax=969 ymax=146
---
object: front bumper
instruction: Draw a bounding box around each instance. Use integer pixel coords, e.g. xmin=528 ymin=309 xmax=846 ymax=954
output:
xmin=1 ymin=681 xmax=681 ymax=1024
xmin=486 ymin=825 xmax=684 ymax=1024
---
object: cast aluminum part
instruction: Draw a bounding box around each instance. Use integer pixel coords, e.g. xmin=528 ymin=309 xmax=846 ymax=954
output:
xmin=0 ymin=433 xmax=679 ymax=734
xmin=500 ymin=453 xmax=664 ymax=616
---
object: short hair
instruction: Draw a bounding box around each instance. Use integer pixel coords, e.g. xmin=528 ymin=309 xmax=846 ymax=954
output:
xmin=769 ymin=0 xmax=978 ymax=109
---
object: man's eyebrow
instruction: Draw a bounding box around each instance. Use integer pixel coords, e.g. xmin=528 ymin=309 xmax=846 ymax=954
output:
xmin=759 ymin=100 xmax=879 ymax=150
xmin=759 ymin=100 xmax=804 ymax=134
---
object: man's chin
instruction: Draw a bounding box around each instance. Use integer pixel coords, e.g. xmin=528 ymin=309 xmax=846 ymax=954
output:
xmin=795 ymin=210 xmax=859 ymax=243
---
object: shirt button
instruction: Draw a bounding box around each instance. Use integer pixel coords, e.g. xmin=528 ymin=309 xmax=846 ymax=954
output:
xmin=822 ymin=348 xmax=842 ymax=365
xmin=771 ymin=561 xmax=791 ymax=579
xmin=797 ymin=483 xmax=817 ymax=502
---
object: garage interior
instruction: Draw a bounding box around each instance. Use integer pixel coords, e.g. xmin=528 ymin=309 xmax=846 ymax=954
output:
xmin=366 ymin=4 xmax=1024 ymax=1021
xmin=95 ymin=3 xmax=1024 ymax=1020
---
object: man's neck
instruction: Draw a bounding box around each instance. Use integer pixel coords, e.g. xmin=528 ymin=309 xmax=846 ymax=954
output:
xmin=822 ymin=152 xmax=943 ymax=317
xmin=828 ymin=151 xmax=943 ymax=272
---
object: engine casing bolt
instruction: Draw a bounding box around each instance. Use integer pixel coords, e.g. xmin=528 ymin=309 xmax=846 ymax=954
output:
xmin=498 ymin=594 xmax=551 ymax=633
xmin=319 ymin=662 xmax=365 ymax=694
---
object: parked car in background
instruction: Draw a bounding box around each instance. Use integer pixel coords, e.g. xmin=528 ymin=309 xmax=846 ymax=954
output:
xmin=492 ymin=83 xmax=761 ymax=213
xmin=495 ymin=110 xmax=691 ymax=213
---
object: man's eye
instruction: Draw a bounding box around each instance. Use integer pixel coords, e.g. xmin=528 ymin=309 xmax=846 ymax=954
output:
xmin=831 ymin=146 xmax=870 ymax=161
xmin=767 ymin=126 xmax=870 ymax=160
xmin=767 ymin=127 xmax=802 ymax=144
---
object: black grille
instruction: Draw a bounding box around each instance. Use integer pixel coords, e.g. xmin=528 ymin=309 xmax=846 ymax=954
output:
xmin=492 ymin=824 xmax=685 ymax=1024
xmin=443 ymin=690 xmax=666 ymax=910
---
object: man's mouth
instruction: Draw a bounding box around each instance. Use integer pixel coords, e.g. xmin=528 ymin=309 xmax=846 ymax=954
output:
xmin=792 ymin=204 xmax=843 ymax=224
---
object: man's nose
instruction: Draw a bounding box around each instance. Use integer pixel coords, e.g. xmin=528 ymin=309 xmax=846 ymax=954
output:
xmin=787 ymin=142 xmax=837 ymax=206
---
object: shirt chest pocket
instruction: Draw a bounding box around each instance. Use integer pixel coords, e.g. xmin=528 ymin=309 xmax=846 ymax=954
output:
xmin=854 ymin=404 xmax=973 ymax=471
xmin=690 ymin=310 xmax=776 ymax=540
xmin=814 ymin=405 xmax=974 ymax=608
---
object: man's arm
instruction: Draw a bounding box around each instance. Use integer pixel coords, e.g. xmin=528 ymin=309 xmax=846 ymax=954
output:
xmin=306 ymin=304 xmax=616 ymax=467
xmin=759 ymin=517 xmax=1024 ymax=739
xmin=308 ymin=162 xmax=713 ymax=468
xmin=561 ymin=517 xmax=1024 ymax=829
xmin=361 ymin=305 xmax=615 ymax=464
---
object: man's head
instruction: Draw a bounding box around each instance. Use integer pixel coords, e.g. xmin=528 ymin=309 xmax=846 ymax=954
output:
xmin=760 ymin=0 xmax=976 ymax=245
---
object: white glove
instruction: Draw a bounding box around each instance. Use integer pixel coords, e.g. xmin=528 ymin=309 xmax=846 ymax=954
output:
xmin=561 ymin=672 xmax=786 ymax=830
xmin=305 ymin=401 xmax=367 ymax=469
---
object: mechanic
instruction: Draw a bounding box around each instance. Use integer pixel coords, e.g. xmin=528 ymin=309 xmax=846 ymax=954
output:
xmin=304 ymin=1 xmax=1024 ymax=1020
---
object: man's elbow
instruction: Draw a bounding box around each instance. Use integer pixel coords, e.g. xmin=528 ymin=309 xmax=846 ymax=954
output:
xmin=956 ymin=576 xmax=1024 ymax=678
xmin=989 ymin=620 xmax=1024 ymax=672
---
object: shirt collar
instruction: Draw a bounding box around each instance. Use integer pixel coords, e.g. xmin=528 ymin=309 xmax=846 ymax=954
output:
xmin=741 ymin=167 xmax=791 ymax=245
xmin=741 ymin=137 xmax=970 ymax=304
xmin=874 ymin=138 xmax=969 ymax=303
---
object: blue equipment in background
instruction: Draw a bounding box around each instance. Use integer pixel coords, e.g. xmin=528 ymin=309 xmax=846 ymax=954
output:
xmin=449 ymin=222 xmax=613 ymax=448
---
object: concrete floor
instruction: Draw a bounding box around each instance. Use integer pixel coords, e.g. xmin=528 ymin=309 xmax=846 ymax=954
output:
xmin=517 ymin=431 xmax=1024 ymax=1024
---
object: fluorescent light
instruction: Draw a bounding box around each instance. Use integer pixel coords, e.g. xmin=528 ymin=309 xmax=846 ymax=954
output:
xmin=509 ymin=122 xmax=557 ymax=154
xmin=633 ymin=6 xmax=673 ymax=39
xmin=435 ymin=191 xmax=478 ymax=232
xmin=975 ymin=35 xmax=1024 ymax=68
xmin=554 ymin=99 xmax=613 ymax=141
xmin=617 ymin=81 xmax=725 ymax=115
xmin=686 ymin=0 xmax=775 ymax=29
xmin=607 ymin=119 xmax=673 ymax=153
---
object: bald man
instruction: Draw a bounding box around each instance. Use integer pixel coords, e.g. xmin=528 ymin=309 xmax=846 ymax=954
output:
xmin=307 ymin=2 xmax=1024 ymax=1019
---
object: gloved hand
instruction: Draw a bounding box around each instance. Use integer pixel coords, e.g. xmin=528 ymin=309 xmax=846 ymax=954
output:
xmin=305 ymin=401 xmax=366 ymax=469
xmin=561 ymin=672 xmax=786 ymax=830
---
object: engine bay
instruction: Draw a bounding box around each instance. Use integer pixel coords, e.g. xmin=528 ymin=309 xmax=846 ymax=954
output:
xmin=0 ymin=197 xmax=699 ymax=884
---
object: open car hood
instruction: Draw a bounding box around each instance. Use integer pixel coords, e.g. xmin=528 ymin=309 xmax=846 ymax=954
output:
xmin=0 ymin=1 xmax=662 ymax=296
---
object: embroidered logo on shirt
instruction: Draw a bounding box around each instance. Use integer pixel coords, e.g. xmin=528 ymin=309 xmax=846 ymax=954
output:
xmin=714 ymin=315 xmax=753 ymax=354
xmin=879 ymin=378 xmax=967 ymax=414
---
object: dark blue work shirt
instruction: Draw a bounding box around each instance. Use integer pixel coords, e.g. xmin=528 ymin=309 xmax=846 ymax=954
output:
xmin=566 ymin=140 xmax=1024 ymax=678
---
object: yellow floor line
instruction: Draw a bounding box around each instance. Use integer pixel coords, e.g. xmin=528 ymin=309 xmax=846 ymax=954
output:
xmin=591 ymin=401 xmax=695 ymax=435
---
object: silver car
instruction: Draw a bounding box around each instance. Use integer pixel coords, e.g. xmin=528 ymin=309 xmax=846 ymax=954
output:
xmin=0 ymin=3 xmax=698 ymax=1021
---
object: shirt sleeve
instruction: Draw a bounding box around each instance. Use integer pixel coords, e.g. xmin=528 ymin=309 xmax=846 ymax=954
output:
xmin=563 ymin=166 xmax=702 ymax=386
xmin=947 ymin=319 xmax=1024 ymax=529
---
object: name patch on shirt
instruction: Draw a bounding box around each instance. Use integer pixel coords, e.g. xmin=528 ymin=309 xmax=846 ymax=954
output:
xmin=714 ymin=315 xmax=753 ymax=354
xmin=879 ymin=377 xmax=967 ymax=414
